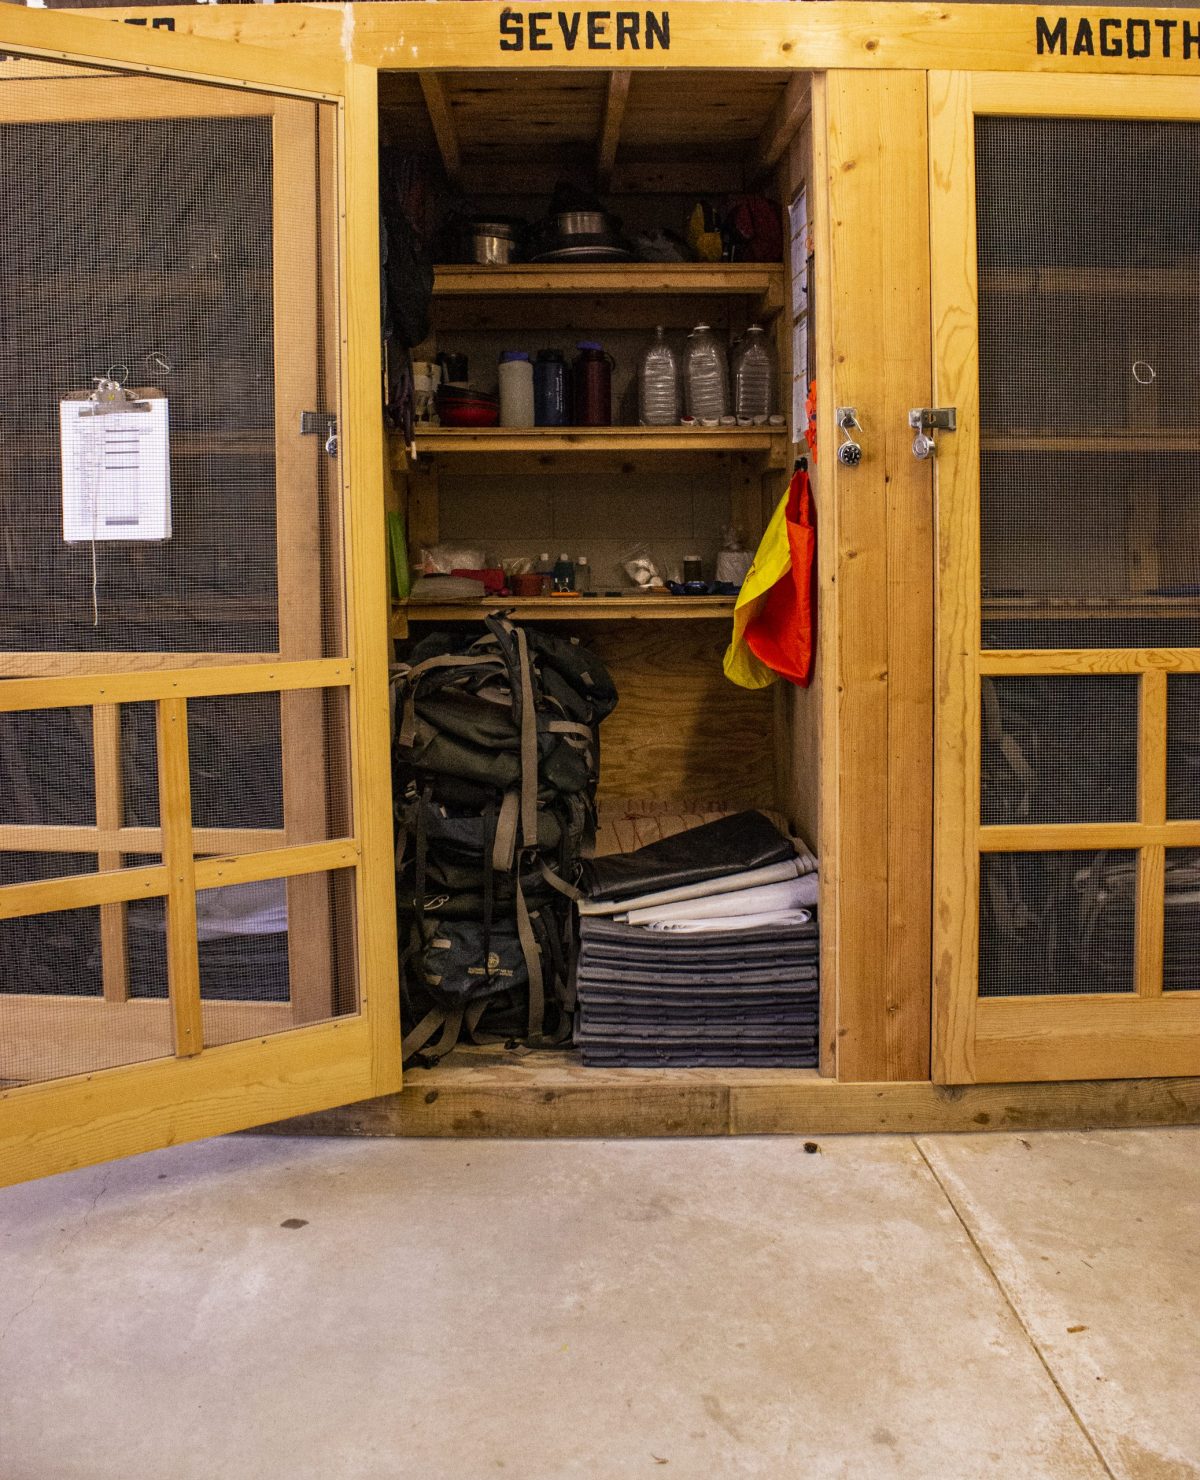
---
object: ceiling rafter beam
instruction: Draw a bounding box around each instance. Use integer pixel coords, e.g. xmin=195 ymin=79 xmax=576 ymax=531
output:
xmin=419 ymin=72 xmax=462 ymax=185
xmin=751 ymin=74 xmax=811 ymax=180
xmin=597 ymin=70 xmax=632 ymax=189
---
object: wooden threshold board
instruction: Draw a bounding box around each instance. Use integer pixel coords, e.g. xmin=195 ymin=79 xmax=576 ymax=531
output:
xmin=259 ymin=1045 xmax=1200 ymax=1138
xmin=397 ymin=596 xmax=734 ymax=624
xmin=405 ymin=426 xmax=788 ymax=459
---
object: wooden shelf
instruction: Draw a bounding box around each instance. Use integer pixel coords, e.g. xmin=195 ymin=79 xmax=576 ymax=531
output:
xmin=405 ymin=425 xmax=788 ymax=467
xmin=433 ymin=262 xmax=785 ymax=317
xmin=982 ymin=430 xmax=1200 ymax=454
xmin=394 ymin=595 xmax=735 ymax=629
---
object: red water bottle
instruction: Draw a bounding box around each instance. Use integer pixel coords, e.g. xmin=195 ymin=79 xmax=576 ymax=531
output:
xmin=572 ymin=341 xmax=614 ymax=426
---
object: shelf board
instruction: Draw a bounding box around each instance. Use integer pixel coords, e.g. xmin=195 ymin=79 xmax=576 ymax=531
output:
xmin=395 ymin=596 xmax=735 ymax=627
xmin=982 ymin=430 xmax=1200 ymax=454
xmin=406 ymin=425 xmax=788 ymax=467
xmin=433 ymin=261 xmax=785 ymax=315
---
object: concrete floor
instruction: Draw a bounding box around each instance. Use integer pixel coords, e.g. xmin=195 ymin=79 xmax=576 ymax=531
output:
xmin=0 ymin=1130 xmax=1197 ymax=1480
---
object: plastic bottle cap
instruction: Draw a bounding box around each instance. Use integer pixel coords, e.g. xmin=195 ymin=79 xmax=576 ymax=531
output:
xmin=577 ymin=556 xmax=589 ymax=564
xmin=577 ymin=341 xmax=602 ymax=351
xmin=539 ymin=552 xmax=551 ymax=562
xmin=500 ymin=350 xmax=531 ymax=362
xmin=558 ymin=552 xmax=570 ymax=561
xmin=691 ymin=324 xmax=711 ymax=333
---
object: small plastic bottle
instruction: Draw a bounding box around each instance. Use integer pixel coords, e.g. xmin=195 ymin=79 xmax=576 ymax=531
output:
xmin=536 ymin=551 xmax=554 ymax=596
xmin=575 ymin=555 xmax=592 ymax=593
xmin=552 ymin=553 xmax=575 ymax=593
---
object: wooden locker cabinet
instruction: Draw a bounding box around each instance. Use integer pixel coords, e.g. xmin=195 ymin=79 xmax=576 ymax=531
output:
xmin=3 ymin=6 xmax=1200 ymax=1188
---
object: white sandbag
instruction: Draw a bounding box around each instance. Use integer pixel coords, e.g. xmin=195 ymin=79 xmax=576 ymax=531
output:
xmin=579 ymin=857 xmax=807 ymax=917
xmin=626 ymin=873 xmax=818 ymax=926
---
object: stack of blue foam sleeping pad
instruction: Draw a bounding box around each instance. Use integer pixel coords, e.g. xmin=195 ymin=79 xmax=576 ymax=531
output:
xmin=575 ymin=811 xmax=819 ymax=1068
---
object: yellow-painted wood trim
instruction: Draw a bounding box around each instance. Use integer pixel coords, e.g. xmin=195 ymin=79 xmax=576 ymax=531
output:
xmin=929 ymin=68 xmax=980 ymax=1084
xmin=0 ymin=1 xmax=341 ymax=97
xmin=0 ymin=77 xmax=292 ymax=125
xmin=981 ymin=649 xmax=1200 ymax=675
xmin=975 ymin=995 xmax=1200 ymax=1082
xmin=70 ymin=3 xmax=1200 ymax=80
xmin=0 ymin=1014 xmax=380 ymax=1188
xmin=971 ymin=70 xmax=1200 ymax=118
xmin=92 ymin=705 xmax=130 ymax=1005
xmin=0 ymin=654 xmax=279 ymax=677
xmin=0 ymin=864 xmax=167 ymax=920
xmin=979 ymin=821 xmax=1200 ymax=850
xmin=0 ymin=825 xmax=285 ymax=856
xmin=193 ymin=839 xmax=359 ymax=891
xmin=156 ymin=698 xmax=203 ymax=1059
xmin=341 ymin=62 xmax=403 ymax=1097
xmin=0 ymin=659 xmax=351 ymax=714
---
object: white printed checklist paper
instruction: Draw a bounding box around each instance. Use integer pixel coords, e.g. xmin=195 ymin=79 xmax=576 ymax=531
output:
xmin=60 ymin=389 xmax=171 ymax=543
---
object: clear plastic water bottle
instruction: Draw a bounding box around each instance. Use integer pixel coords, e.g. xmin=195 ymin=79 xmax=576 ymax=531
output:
xmin=638 ymin=326 xmax=681 ymax=425
xmin=731 ymin=325 xmax=775 ymax=420
xmin=684 ymin=324 xmax=729 ymax=423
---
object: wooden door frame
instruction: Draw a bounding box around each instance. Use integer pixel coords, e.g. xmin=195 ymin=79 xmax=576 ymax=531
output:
xmin=930 ymin=69 xmax=1200 ymax=1084
xmin=0 ymin=12 xmax=399 ymax=1187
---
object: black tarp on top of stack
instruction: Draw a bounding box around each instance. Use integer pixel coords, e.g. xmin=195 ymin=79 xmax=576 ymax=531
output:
xmin=575 ymin=811 xmax=819 ymax=1068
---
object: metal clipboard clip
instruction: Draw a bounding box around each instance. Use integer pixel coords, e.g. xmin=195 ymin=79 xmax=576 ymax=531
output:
xmin=76 ymin=376 xmax=156 ymax=416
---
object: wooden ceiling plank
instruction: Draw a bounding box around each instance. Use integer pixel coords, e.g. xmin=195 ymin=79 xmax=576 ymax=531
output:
xmin=418 ymin=72 xmax=461 ymax=184
xmin=597 ymin=69 xmax=632 ymax=188
xmin=750 ymin=74 xmax=812 ymax=178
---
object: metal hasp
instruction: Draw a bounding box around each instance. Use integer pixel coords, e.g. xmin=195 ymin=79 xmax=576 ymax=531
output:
xmin=301 ymin=410 xmax=339 ymax=458
xmin=835 ymin=405 xmax=863 ymax=467
xmin=908 ymin=406 xmax=957 ymax=460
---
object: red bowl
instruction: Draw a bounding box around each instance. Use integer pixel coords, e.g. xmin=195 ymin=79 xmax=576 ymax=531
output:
xmin=439 ymin=401 xmax=500 ymax=428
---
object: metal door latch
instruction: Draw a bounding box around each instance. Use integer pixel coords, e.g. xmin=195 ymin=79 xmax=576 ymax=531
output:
xmin=301 ymin=410 xmax=339 ymax=458
xmin=835 ymin=406 xmax=863 ymax=467
xmin=908 ymin=406 xmax=956 ymax=460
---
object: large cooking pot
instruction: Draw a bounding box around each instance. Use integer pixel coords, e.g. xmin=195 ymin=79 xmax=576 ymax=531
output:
xmin=555 ymin=210 xmax=612 ymax=238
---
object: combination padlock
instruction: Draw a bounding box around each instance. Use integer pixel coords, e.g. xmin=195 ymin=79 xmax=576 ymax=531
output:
xmin=835 ymin=406 xmax=863 ymax=468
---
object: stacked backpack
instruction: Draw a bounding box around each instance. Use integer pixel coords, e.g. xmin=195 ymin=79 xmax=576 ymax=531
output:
xmin=392 ymin=614 xmax=617 ymax=1064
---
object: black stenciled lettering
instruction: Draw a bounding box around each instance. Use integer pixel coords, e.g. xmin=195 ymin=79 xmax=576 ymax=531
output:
xmin=588 ymin=11 xmax=611 ymax=48
xmin=616 ymin=11 xmax=640 ymax=49
xmin=528 ymin=11 xmax=552 ymax=49
xmin=1072 ymin=18 xmax=1095 ymax=55
xmin=645 ymin=10 xmax=670 ymax=49
xmin=1035 ymin=15 xmax=1068 ymax=55
xmin=123 ymin=16 xmax=147 ymax=26
xmin=1155 ymin=18 xmax=1177 ymax=56
xmin=1126 ymin=19 xmax=1151 ymax=57
xmin=499 ymin=10 xmax=524 ymax=50
xmin=558 ymin=11 xmax=582 ymax=48
xmin=1099 ymin=18 xmax=1121 ymax=56
xmin=1185 ymin=19 xmax=1200 ymax=58
xmin=151 ymin=17 xmax=175 ymax=30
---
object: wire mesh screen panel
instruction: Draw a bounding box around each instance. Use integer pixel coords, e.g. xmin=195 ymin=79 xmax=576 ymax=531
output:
xmin=0 ymin=705 xmax=96 ymax=884
xmin=198 ymin=867 xmax=358 ymax=1045
xmin=186 ymin=690 xmax=353 ymax=852
xmin=0 ymin=66 xmax=342 ymax=659
xmin=975 ymin=117 xmax=1200 ymax=650
xmin=1163 ymin=848 xmax=1200 ymax=993
xmin=979 ymin=849 xmax=1138 ymax=997
xmin=981 ymin=676 xmax=1139 ymax=825
xmin=1167 ymin=676 xmax=1200 ymax=820
xmin=0 ymin=900 xmax=172 ymax=1085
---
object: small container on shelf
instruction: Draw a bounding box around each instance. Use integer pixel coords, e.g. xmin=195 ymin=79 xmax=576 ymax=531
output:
xmin=575 ymin=555 xmax=592 ymax=593
xmin=534 ymin=349 xmax=569 ymax=426
xmin=552 ymin=553 xmax=576 ymax=593
xmin=499 ymin=350 xmax=534 ymax=427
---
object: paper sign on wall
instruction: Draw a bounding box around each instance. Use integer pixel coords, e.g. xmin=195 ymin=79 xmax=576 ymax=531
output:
xmin=60 ymin=389 xmax=171 ymax=543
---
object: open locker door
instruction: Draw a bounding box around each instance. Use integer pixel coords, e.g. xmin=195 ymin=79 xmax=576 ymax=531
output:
xmin=0 ymin=7 xmax=399 ymax=1186
xmin=930 ymin=71 xmax=1200 ymax=1083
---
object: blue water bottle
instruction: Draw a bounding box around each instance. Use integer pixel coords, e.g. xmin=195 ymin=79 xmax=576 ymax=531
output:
xmin=534 ymin=349 xmax=569 ymax=426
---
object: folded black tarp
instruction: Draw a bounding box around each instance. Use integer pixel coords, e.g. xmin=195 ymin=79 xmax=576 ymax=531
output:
xmin=582 ymin=811 xmax=795 ymax=904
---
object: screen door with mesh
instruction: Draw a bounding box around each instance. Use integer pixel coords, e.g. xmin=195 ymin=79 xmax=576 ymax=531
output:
xmin=931 ymin=72 xmax=1200 ymax=1084
xmin=0 ymin=11 xmax=398 ymax=1187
